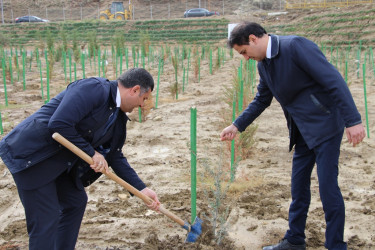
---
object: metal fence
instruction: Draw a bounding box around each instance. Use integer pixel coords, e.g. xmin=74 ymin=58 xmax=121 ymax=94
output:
xmin=285 ymin=0 xmax=373 ymax=9
xmin=0 ymin=0 xmax=286 ymax=24
xmin=0 ymin=0 xmax=373 ymax=24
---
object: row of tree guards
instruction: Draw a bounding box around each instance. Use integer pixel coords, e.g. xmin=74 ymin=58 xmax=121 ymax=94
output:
xmin=1 ymin=43 xmax=372 ymax=100
xmin=0 ymin=43 xmax=373 ymax=166
xmin=322 ymin=43 xmax=373 ymax=138
xmin=188 ymin=45 xmax=374 ymax=222
xmin=0 ymin=41 xmax=373 ymax=227
xmin=0 ymin=42 xmax=230 ymax=130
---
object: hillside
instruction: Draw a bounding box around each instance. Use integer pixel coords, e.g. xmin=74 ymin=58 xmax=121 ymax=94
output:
xmin=263 ymin=4 xmax=375 ymax=46
xmin=1 ymin=1 xmax=374 ymax=47
xmin=1 ymin=0 xmax=267 ymax=21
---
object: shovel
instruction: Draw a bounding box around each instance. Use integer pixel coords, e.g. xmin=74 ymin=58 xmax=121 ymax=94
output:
xmin=52 ymin=132 xmax=202 ymax=243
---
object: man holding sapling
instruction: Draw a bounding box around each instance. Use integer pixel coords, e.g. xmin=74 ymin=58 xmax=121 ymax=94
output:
xmin=220 ymin=22 xmax=365 ymax=250
xmin=0 ymin=68 xmax=160 ymax=250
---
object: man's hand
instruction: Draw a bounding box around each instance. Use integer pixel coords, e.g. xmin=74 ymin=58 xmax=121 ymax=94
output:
xmin=141 ymin=187 xmax=160 ymax=211
xmin=345 ymin=123 xmax=366 ymax=147
xmin=220 ymin=124 xmax=239 ymax=141
xmin=90 ymin=151 xmax=109 ymax=173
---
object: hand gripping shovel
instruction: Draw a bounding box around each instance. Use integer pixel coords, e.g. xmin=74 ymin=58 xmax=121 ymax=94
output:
xmin=52 ymin=132 xmax=202 ymax=243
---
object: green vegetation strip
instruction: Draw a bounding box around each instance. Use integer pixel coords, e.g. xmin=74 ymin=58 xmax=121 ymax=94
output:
xmin=303 ymin=8 xmax=375 ymax=21
xmin=0 ymin=18 xmax=229 ymax=46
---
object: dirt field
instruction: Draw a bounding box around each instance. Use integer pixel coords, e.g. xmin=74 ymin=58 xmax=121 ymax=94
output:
xmin=0 ymin=4 xmax=375 ymax=250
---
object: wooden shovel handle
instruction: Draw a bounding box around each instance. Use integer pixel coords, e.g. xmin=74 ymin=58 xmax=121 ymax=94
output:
xmin=52 ymin=132 xmax=186 ymax=227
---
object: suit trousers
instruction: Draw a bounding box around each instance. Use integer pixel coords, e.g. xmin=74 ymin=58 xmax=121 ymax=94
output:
xmin=16 ymin=170 xmax=87 ymax=250
xmin=284 ymin=130 xmax=347 ymax=250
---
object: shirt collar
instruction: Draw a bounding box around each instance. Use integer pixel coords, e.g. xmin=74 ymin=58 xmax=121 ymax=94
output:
xmin=266 ymin=35 xmax=272 ymax=59
xmin=116 ymin=87 xmax=121 ymax=108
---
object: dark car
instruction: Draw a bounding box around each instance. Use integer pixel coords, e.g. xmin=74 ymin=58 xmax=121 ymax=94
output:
xmin=15 ymin=16 xmax=49 ymax=23
xmin=183 ymin=8 xmax=219 ymax=18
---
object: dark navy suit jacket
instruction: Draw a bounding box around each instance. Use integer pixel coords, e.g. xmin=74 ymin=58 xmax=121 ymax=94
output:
xmin=0 ymin=77 xmax=146 ymax=190
xmin=233 ymin=35 xmax=362 ymax=150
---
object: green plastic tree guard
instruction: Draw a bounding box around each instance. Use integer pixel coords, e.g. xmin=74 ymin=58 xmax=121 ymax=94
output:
xmin=190 ymin=107 xmax=197 ymax=224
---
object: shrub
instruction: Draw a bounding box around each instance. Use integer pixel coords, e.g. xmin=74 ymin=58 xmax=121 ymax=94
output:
xmin=46 ymin=30 xmax=54 ymax=54
xmin=221 ymin=64 xmax=258 ymax=160
xmin=253 ymin=0 xmax=274 ymax=9
xmin=200 ymin=149 xmax=238 ymax=245
xmin=0 ymin=33 xmax=10 ymax=47
xmin=88 ymin=31 xmax=99 ymax=59
xmin=139 ymin=31 xmax=150 ymax=56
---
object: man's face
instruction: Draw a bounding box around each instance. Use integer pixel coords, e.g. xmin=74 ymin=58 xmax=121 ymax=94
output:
xmin=118 ymin=84 xmax=151 ymax=113
xmin=233 ymin=35 xmax=266 ymax=62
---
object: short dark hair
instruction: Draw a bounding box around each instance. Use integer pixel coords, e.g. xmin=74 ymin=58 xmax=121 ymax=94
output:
xmin=117 ymin=68 xmax=154 ymax=93
xmin=227 ymin=22 xmax=267 ymax=48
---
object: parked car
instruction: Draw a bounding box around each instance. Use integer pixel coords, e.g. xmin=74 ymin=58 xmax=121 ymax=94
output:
xmin=183 ymin=8 xmax=219 ymax=18
xmin=15 ymin=16 xmax=49 ymax=23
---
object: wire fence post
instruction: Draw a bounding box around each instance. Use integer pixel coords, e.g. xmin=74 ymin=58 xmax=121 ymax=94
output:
xmin=97 ymin=3 xmax=100 ymax=19
xmin=168 ymin=3 xmax=170 ymax=19
xmin=1 ymin=0 xmax=4 ymax=24
xmin=1 ymin=1 xmax=371 ymax=22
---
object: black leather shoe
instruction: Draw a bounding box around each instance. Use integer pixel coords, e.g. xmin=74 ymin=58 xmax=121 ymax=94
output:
xmin=263 ymin=239 xmax=306 ymax=250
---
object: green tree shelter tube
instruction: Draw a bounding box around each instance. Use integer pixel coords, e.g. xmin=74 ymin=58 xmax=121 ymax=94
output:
xmin=190 ymin=107 xmax=197 ymax=224
xmin=155 ymin=59 xmax=161 ymax=109
xmin=363 ymin=63 xmax=370 ymax=138
xmin=231 ymin=93 xmax=236 ymax=182
xmin=1 ymin=57 xmax=8 ymax=106
xmin=0 ymin=112 xmax=3 ymax=135
xmin=22 ymin=50 xmax=26 ymax=90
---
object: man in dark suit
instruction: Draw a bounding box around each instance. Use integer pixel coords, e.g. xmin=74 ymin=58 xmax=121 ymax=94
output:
xmin=0 ymin=68 xmax=160 ymax=250
xmin=220 ymin=22 xmax=365 ymax=250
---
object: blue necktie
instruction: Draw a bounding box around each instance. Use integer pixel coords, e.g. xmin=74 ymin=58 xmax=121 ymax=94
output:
xmin=102 ymin=107 xmax=120 ymax=136
xmin=96 ymin=107 xmax=120 ymax=157
xmin=265 ymin=58 xmax=271 ymax=66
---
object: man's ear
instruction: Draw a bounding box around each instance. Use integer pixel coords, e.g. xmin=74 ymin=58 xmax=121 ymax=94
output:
xmin=249 ymin=34 xmax=257 ymax=44
xmin=131 ymin=85 xmax=141 ymax=95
